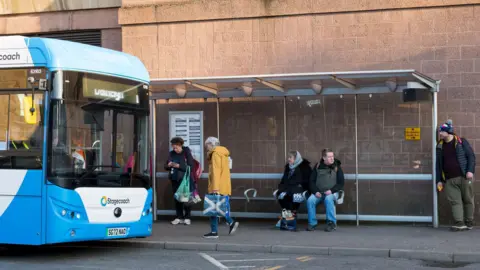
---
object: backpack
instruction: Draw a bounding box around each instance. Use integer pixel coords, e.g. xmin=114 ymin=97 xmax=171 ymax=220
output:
xmin=183 ymin=148 xmax=202 ymax=183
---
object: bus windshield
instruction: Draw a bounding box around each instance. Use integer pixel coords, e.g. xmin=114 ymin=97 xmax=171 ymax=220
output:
xmin=48 ymin=71 xmax=150 ymax=189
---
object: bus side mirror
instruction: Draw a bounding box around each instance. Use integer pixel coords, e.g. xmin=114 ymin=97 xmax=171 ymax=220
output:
xmin=23 ymin=96 xmax=38 ymax=124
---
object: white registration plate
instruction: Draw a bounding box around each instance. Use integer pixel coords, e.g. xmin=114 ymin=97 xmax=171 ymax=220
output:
xmin=106 ymin=227 xmax=128 ymax=237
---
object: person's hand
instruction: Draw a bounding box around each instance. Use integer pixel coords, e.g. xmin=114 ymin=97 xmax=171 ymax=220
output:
xmin=324 ymin=190 xmax=332 ymax=195
xmin=315 ymin=192 xmax=322 ymax=198
xmin=437 ymin=182 xmax=443 ymax=192
xmin=467 ymin=172 xmax=474 ymax=180
xmin=167 ymin=162 xmax=173 ymax=167
xmin=173 ymin=163 xmax=180 ymax=168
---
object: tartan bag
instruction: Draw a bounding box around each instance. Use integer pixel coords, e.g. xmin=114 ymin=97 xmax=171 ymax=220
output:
xmin=203 ymin=194 xmax=230 ymax=217
xmin=174 ymin=166 xmax=191 ymax=202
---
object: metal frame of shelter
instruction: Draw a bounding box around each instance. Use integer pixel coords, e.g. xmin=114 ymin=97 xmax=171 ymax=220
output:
xmin=148 ymin=70 xmax=441 ymax=228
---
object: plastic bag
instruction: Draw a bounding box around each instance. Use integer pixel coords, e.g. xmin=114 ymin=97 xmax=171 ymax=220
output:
xmin=174 ymin=166 xmax=191 ymax=202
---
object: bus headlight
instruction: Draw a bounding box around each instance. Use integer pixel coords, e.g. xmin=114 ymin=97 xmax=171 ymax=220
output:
xmin=61 ymin=209 xmax=67 ymax=216
xmin=142 ymin=203 xmax=153 ymax=216
xmin=76 ymin=213 xmax=81 ymax=219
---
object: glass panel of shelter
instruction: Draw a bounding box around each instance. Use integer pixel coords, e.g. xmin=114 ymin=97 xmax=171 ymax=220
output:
xmin=218 ymin=96 xmax=285 ymax=215
xmin=155 ymin=98 xmax=218 ymax=215
xmin=356 ymin=93 xmax=434 ymax=221
xmin=285 ymin=95 xmax=357 ymax=220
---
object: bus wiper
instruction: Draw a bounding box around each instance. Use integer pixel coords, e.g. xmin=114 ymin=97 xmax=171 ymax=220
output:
xmin=87 ymin=165 xmax=120 ymax=170
xmin=77 ymin=164 xmax=120 ymax=183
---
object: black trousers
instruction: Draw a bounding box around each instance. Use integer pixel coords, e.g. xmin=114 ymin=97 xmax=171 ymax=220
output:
xmin=278 ymin=194 xmax=300 ymax=211
xmin=171 ymin=180 xmax=191 ymax=219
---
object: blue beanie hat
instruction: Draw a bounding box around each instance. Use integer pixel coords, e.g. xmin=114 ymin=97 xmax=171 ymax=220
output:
xmin=439 ymin=119 xmax=454 ymax=134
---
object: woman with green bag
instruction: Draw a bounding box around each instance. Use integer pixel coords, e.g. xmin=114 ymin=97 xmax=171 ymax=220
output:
xmin=164 ymin=137 xmax=195 ymax=225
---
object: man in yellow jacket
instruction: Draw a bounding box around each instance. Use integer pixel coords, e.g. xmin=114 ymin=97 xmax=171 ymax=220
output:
xmin=203 ymin=136 xmax=239 ymax=239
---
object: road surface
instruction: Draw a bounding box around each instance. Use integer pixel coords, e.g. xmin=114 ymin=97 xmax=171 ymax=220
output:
xmin=0 ymin=243 xmax=478 ymax=270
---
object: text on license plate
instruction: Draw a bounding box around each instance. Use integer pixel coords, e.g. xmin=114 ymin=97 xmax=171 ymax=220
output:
xmin=107 ymin=227 xmax=127 ymax=237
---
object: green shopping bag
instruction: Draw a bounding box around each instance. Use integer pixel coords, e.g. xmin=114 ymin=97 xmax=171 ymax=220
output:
xmin=174 ymin=166 xmax=191 ymax=202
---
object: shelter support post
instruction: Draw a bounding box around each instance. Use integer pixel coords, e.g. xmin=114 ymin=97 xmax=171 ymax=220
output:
xmin=355 ymin=94 xmax=359 ymax=227
xmin=283 ymin=97 xmax=287 ymax=159
xmin=150 ymin=100 xmax=157 ymax=221
xmin=432 ymin=85 xmax=439 ymax=228
xmin=216 ymin=98 xmax=220 ymax=139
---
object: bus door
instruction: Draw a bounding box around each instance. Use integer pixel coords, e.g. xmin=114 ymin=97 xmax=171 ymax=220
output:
xmin=0 ymin=88 xmax=45 ymax=245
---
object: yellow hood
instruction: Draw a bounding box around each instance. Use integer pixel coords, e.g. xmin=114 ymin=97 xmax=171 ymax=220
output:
xmin=210 ymin=146 xmax=230 ymax=157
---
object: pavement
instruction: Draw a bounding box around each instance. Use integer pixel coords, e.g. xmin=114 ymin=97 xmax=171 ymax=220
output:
xmin=97 ymin=218 xmax=480 ymax=264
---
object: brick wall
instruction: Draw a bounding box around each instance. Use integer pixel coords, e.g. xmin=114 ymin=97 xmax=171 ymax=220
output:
xmin=122 ymin=5 xmax=480 ymax=224
xmin=1 ymin=0 xmax=121 ymax=15
xmin=0 ymin=8 xmax=119 ymax=34
xmin=119 ymin=0 xmax=480 ymax=24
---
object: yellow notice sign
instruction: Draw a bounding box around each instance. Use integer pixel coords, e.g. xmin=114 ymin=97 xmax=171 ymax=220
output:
xmin=405 ymin=127 xmax=420 ymax=140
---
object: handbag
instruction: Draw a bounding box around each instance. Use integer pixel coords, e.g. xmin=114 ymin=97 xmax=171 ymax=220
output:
xmin=203 ymin=194 xmax=230 ymax=217
xmin=174 ymin=166 xmax=191 ymax=202
xmin=280 ymin=215 xmax=297 ymax=231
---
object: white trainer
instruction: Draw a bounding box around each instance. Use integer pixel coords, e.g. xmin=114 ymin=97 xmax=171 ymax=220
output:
xmin=171 ymin=218 xmax=184 ymax=225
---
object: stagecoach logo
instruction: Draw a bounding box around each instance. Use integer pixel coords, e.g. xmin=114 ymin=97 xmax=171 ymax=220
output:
xmin=0 ymin=52 xmax=21 ymax=61
xmin=100 ymin=196 xmax=130 ymax=207
xmin=94 ymin=88 xmax=125 ymax=101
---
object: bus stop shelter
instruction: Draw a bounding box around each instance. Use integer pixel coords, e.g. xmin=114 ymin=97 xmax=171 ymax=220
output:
xmin=148 ymin=70 xmax=441 ymax=228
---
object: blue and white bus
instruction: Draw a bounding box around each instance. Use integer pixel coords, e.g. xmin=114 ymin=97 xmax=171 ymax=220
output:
xmin=0 ymin=36 xmax=153 ymax=245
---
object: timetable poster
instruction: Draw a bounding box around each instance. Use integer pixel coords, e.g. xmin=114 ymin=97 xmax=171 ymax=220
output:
xmin=169 ymin=111 xmax=204 ymax=170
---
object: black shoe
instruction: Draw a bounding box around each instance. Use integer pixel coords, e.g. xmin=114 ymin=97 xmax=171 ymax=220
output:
xmin=203 ymin=232 xmax=219 ymax=239
xmin=451 ymin=222 xmax=467 ymax=231
xmin=229 ymin=221 xmax=239 ymax=235
xmin=465 ymin=221 xmax=474 ymax=230
xmin=324 ymin=221 xmax=337 ymax=232
xmin=306 ymin=225 xmax=316 ymax=231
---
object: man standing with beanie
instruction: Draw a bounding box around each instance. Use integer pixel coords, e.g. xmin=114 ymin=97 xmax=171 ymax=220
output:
xmin=437 ymin=120 xmax=476 ymax=231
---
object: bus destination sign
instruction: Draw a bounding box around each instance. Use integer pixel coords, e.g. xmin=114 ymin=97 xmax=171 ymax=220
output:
xmin=82 ymin=77 xmax=139 ymax=105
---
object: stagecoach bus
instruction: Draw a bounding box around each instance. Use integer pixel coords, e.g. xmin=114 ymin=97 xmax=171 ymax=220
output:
xmin=0 ymin=36 xmax=153 ymax=245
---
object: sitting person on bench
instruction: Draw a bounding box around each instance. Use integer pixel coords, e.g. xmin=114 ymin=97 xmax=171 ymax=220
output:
xmin=276 ymin=151 xmax=311 ymax=228
xmin=307 ymin=148 xmax=345 ymax=232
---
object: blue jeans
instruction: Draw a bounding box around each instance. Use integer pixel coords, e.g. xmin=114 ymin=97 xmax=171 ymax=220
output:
xmin=210 ymin=215 xmax=233 ymax=233
xmin=307 ymin=193 xmax=338 ymax=226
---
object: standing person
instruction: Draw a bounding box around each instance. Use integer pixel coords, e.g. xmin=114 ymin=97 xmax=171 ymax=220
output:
xmin=306 ymin=148 xmax=344 ymax=232
xmin=164 ymin=137 xmax=194 ymax=225
xmin=203 ymin=136 xmax=239 ymax=239
xmin=277 ymin=151 xmax=311 ymax=227
xmin=436 ymin=120 xmax=476 ymax=231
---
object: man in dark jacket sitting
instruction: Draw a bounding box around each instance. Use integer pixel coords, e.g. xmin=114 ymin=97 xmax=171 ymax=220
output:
xmin=307 ymin=148 xmax=344 ymax=232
